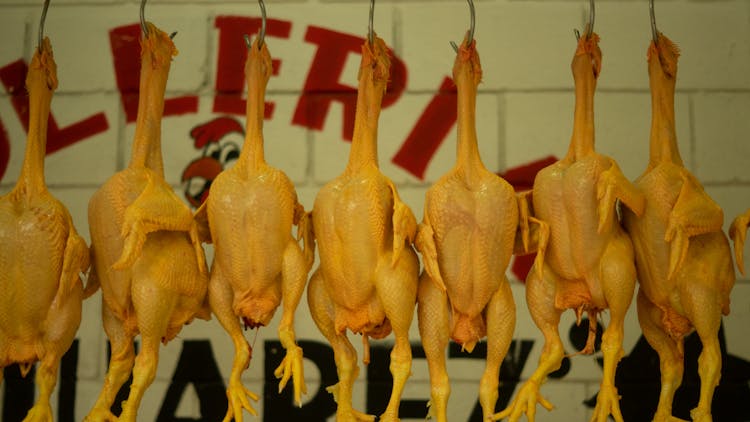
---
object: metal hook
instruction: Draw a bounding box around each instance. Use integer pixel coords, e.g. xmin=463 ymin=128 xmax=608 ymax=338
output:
xmin=368 ymin=0 xmax=375 ymax=46
xmin=244 ymin=0 xmax=267 ymax=49
xmin=586 ymin=0 xmax=595 ymax=36
xmin=37 ymin=0 xmax=50 ymax=51
xmin=450 ymin=0 xmax=475 ymax=53
xmin=140 ymin=0 xmax=148 ymax=37
xmin=574 ymin=0 xmax=594 ymax=41
xmin=649 ymin=0 xmax=658 ymax=43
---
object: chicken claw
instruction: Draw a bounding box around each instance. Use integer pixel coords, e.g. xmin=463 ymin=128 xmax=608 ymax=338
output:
xmin=729 ymin=211 xmax=749 ymax=275
xmin=223 ymin=378 xmax=259 ymax=422
xmin=326 ymin=383 xmax=376 ymax=422
xmin=82 ymin=407 xmax=117 ymax=422
xmin=589 ymin=384 xmax=624 ymax=422
xmin=22 ymin=403 xmax=53 ymax=422
xmin=274 ymin=344 xmax=307 ymax=407
xmin=491 ymin=380 xmax=554 ymax=422
xmin=415 ymin=222 xmax=446 ymax=292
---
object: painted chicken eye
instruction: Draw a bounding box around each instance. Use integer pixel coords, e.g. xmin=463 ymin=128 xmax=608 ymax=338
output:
xmin=220 ymin=141 xmax=241 ymax=166
xmin=185 ymin=176 xmax=210 ymax=203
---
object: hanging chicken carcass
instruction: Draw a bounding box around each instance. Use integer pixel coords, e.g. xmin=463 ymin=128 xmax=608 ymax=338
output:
xmin=85 ymin=22 xmax=209 ymax=422
xmin=307 ymin=33 xmax=420 ymax=422
xmin=415 ymin=35 xmax=517 ymax=422
xmin=622 ymin=31 xmax=735 ymax=422
xmin=0 ymin=36 xmax=91 ymax=422
xmin=494 ymin=30 xmax=645 ymax=422
xmin=195 ymin=34 xmax=314 ymax=420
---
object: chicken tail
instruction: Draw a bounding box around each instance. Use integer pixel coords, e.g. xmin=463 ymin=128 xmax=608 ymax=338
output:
xmin=295 ymin=203 xmax=315 ymax=271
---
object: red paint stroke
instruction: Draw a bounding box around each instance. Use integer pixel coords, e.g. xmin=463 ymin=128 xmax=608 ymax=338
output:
xmin=213 ymin=16 xmax=291 ymax=118
xmin=291 ymin=26 xmax=407 ymax=141
xmin=109 ymin=24 xmax=198 ymax=123
xmin=0 ymin=59 xmax=109 ymax=156
xmin=0 ymin=117 xmax=9 ymax=180
xmin=391 ymin=77 xmax=457 ymax=179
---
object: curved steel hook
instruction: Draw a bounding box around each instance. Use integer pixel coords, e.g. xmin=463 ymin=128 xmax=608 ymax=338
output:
xmin=586 ymin=0 xmax=595 ymax=36
xmin=38 ymin=0 xmax=50 ymax=50
xmin=649 ymin=0 xmax=658 ymax=43
xmin=450 ymin=0 xmax=475 ymax=53
xmin=368 ymin=0 xmax=375 ymax=46
xmin=244 ymin=0 xmax=267 ymax=49
xmin=140 ymin=0 xmax=148 ymax=37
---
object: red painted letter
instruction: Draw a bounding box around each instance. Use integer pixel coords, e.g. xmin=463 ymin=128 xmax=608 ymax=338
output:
xmin=292 ymin=26 xmax=407 ymax=141
xmin=109 ymin=24 xmax=198 ymax=123
xmin=213 ymin=16 xmax=290 ymax=118
xmin=391 ymin=77 xmax=457 ymax=179
xmin=0 ymin=59 xmax=109 ymax=156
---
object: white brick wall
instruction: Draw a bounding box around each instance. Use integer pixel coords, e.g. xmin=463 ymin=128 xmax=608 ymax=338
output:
xmin=1 ymin=0 xmax=749 ymax=421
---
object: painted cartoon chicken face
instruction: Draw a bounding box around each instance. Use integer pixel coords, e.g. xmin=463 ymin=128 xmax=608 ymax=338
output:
xmin=182 ymin=116 xmax=244 ymax=208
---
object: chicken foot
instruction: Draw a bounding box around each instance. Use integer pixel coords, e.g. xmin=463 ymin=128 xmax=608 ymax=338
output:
xmin=492 ymin=262 xmax=560 ymax=422
xmin=515 ymin=191 xmax=549 ymax=281
xmin=596 ymin=160 xmax=645 ymax=234
xmin=208 ymin=266 xmax=259 ymax=422
xmin=637 ymin=290 xmax=688 ymax=422
xmin=273 ymin=239 xmax=310 ymax=406
xmin=308 ymin=272 xmax=375 ymax=422
xmin=85 ymin=307 xmax=135 ymax=422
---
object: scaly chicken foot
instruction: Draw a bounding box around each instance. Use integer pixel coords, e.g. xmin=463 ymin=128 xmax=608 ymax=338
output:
xmin=491 ymin=379 xmax=554 ymax=422
xmin=590 ymin=384 xmax=623 ymax=422
xmin=274 ymin=327 xmax=306 ymax=407
xmin=729 ymin=209 xmax=749 ymax=274
xmin=22 ymin=356 xmax=59 ymax=422
xmin=515 ymin=192 xmax=549 ymax=281
xmin=389 ymin=181 xmax=418 ymax=268
xmin=208 ymin=270 xmax=259 ymax=421
xmin=479 ymin=280 xmax=516 ymax=420
xmin=326 ymin=382 xmax=376 ymax=422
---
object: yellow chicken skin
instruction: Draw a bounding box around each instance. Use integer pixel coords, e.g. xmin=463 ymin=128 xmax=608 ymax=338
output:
xmin=415 ymin=37 xmax=517 ymax=422
xmin=194 ymin=37 xmax=314 ymax=421
xmin=0 ymin=38 xmax=90 ymax=422
xmin=730 ymin=208 xmax=750 ymax=275
xmin=85 ymin=23 xmax=209 ymax=422
xmin=622 ymin=33 xmax=734 ymax=422
xmin=494 ymin=32 xmax=645 ymax=422
xmin=307 ymin=35 xmax=419 ymax=422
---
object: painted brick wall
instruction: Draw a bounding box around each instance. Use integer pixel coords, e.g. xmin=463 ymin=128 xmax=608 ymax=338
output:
xmin=0 ymin=0 xmax=749 ymax=421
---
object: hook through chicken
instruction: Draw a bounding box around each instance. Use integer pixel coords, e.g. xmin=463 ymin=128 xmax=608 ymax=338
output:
xmin=245 ymin=0 xmax=267 ymax=49
xmin=38 ymin=0 xmax=50 ymax=52
xmin=368 ymin=0 xmax=375 ymax=45
xmin=574 ymin=0 xmax=595 ymax=41
xmin=140 ymin=0 xmax=177 ymax=39
xmin=450 ymin=0 xmax=475 ymax=53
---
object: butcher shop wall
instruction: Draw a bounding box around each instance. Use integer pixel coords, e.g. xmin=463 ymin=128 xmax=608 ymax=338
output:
xmin=0 ymin=0 xmax=749 ymax=420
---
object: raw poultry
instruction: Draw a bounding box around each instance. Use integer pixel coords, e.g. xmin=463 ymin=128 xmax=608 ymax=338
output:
xmin=494 ymin=30 xmax=645 ymax=422
xmin=85 ymin=23 xmax=209 ymax=421
xmin=0 ymin=37 xmax=90 ymax=422
xmin=307 ymin=34 xmax=420 ymax=422
xmin=195 ymin=35 xmax=314 ymax=421
xmin=415 ymin=36 xmax=517 ymax=422
xmin=730 ymin=208 xmax=750 ymax=276
xmin=622 ymin=32 xmax=735 ymax=422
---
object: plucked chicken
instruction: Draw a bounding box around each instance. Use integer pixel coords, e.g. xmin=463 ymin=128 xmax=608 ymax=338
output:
xmin=622 ymin=32 xmax=735 ymax=422
xmin=307 ymin=34 xmax=419 ymax=422
xmin=0 ymin=37 xmax=90 ymax=422
xmin=415 ymin=37 xmax=517 ymax=422
xmin=85 ymin=23 xmax=209 ymax=421
xmin=494 ymin=31 xmax=645 ymax=422
xmin=195 ymin=36 xmax=314 ymax=421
